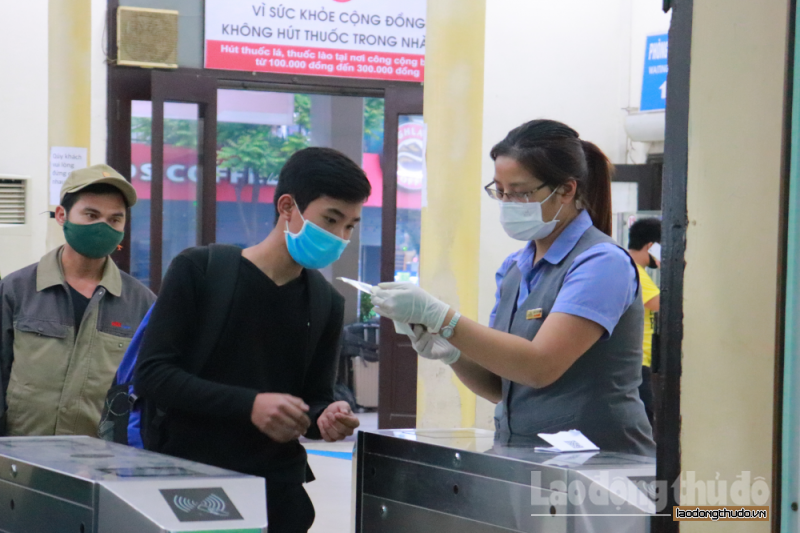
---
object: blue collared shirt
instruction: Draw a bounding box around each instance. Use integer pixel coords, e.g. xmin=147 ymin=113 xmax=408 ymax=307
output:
xmin=489 ymin=210 xmax=638 ymax=337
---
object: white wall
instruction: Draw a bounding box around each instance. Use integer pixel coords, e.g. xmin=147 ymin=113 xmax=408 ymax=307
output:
xmin=476 ymin=0 xmax=670 ymax=327
xmin=0 ymin=2 xmax=50 ymax=276
xmin=90 ymin=0 xmax=109 ymax=166
xmin=0 ymin=0 xmax=109 ymax=273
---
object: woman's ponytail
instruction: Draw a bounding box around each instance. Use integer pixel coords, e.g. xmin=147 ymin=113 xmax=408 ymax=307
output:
xmin=580 ymin=140 xmax=613 ymax=236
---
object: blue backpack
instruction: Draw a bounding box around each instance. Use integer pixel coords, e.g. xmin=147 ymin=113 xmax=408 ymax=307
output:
xmin=97 ymin=305 xmax=153 ymax=447
xmin=98 ymin=244 xmax=244 ymax=448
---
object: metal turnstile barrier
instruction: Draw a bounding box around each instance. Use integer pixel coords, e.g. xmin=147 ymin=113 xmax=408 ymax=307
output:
xmin=355 ymin=429 xmax=657 ymax=533
xmin=0 ymin=436 xmax=267 ymax=533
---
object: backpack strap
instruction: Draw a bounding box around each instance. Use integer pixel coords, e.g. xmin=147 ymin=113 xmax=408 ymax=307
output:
xmin=115 ymin=304 xmax=155 ymax=386
xmin=188 ymin=244 xmax=243 ymax=375
xmin=304 ymin=269 xmax=332 ymax=373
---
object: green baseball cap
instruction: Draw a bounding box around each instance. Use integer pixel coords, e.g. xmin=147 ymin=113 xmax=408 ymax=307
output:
xmin=60 ymin=164 xmax=137 ymax=207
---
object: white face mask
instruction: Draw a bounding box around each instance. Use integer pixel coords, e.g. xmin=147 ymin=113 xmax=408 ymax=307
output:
xmin=649 ymin=242 xmax=662 ymax=262
xmin=499 ymin=188 xmax=564 ymax=241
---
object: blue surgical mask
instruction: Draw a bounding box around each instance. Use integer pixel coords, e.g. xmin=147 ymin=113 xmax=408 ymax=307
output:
xmin=285 ymin=203 xmax=349 ymax=269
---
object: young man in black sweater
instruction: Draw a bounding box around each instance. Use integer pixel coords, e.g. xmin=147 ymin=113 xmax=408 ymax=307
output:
xmin=135 ymin=147 xmax=368 ymax=532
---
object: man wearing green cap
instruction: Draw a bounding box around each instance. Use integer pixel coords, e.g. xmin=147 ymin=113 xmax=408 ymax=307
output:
xmin=0 ymin=164 xmax=155 ymax=437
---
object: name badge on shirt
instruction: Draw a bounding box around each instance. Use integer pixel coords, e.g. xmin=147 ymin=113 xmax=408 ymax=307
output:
xmin=526 ymin=309 xmax=543 ymax=320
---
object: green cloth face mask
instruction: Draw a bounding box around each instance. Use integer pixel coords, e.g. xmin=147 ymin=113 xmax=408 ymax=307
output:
xmin=63 ymin=220 xmax=124 ymax=259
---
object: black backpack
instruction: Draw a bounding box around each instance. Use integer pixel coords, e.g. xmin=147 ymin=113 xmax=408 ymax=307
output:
xmin=99 ymin=244 xmax=243 ymax=447
xmin=141 ymin=244 xmax=244 ymax=450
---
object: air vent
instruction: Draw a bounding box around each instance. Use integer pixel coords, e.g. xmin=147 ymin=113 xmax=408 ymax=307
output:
xmin=0 ymin=179 xmax=26 ymax=225
xmin=117 ymin=7 xmax=179 ymax=69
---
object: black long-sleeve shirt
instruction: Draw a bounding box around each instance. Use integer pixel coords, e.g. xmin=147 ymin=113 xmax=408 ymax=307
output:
xmin=135 ymin=247 xmax=344 ymax=483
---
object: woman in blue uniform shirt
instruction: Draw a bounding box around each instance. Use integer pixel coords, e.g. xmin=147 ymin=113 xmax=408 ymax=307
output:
xmin=371 ymin=119 xmax=655 ymax=457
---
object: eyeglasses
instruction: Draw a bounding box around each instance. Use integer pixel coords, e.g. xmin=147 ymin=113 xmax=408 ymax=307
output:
xmin=484 ymin=181 xmax=550 ymax=202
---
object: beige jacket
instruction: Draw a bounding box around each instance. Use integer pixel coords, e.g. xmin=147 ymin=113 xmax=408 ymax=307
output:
xmin=0 ymin=247 xmax=155 ymax=436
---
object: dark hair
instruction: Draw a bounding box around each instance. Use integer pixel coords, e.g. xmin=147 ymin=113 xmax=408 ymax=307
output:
xmin=61 ymin=183 xmax=129 ymax=213
xmin=628 ymin=217 xmax=661 ymax=250
xmin=490 ymin=119 xmax=614 ymax=235
xmin=273 ymin=147 xmax=371 ymax=222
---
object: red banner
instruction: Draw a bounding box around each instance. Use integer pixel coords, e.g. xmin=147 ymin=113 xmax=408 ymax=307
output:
xmin=130 ymin=145 xmax=421 ymax=210
xmin=205 ymin=40 xmax=424 ymax=82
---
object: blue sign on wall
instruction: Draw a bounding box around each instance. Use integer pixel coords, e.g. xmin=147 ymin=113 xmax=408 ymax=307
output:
xmin=640 ymin=34 xmax=669 ymax=111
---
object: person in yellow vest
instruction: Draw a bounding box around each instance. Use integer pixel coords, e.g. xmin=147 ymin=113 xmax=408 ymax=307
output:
xmin=0 ymin=164 xmax=155 ymax=436
xmin=627 ymin=217 xmax=661 ymax=426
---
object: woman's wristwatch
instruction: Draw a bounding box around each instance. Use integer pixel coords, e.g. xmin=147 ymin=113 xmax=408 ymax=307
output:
xmin=440 ymin=312 xmax=461 ymax=340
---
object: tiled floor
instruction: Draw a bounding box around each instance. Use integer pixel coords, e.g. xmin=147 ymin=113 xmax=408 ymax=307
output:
xmin=302 ymin=411 xmax=377 ymax=533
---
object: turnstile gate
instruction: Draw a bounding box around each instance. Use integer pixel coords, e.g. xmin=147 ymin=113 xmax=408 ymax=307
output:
xmin=354 ymin=429 xmax=658 ymax=533
xmin=0 ymin=436 xmax=267 ymax=533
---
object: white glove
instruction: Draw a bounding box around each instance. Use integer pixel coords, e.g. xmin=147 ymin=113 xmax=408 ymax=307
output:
xmin=370 ymin=282 xmax=450 ymax=332
xmin=408 ymin=325 xmax=461 ymax=365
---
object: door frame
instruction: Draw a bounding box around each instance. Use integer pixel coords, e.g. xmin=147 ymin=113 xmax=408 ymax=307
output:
xmin=149 ymin=71 xmax=218 ymax=292
xmin=378 ymin=87 xmax=424 ymax=429
xmin=613 ymin=162 xmax=663 ymax=211
xmin=654 ymin=0 xmax=692 ymax=531
xmin=107 ymin=67 xmax=150 ymax=274
xmin=107 ymin=65 xmax=421 ymax=290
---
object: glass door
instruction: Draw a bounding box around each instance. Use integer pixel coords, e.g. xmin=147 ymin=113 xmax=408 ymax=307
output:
xmin=146 ymin=71 xmax=217 ymax=292
xmin=394 ymin=114 xmax=424 ymax=285
xmin=213 ymin=89 xmax=302 ymax=248
xmin=130 ymin=100 xmax=201 ymax=286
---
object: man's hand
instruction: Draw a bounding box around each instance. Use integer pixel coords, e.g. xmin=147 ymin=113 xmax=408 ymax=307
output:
xmin=317 ymin=401 xmax=360 ymax=442
xmin=250 ymin=393 xmax=310 ymax=443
